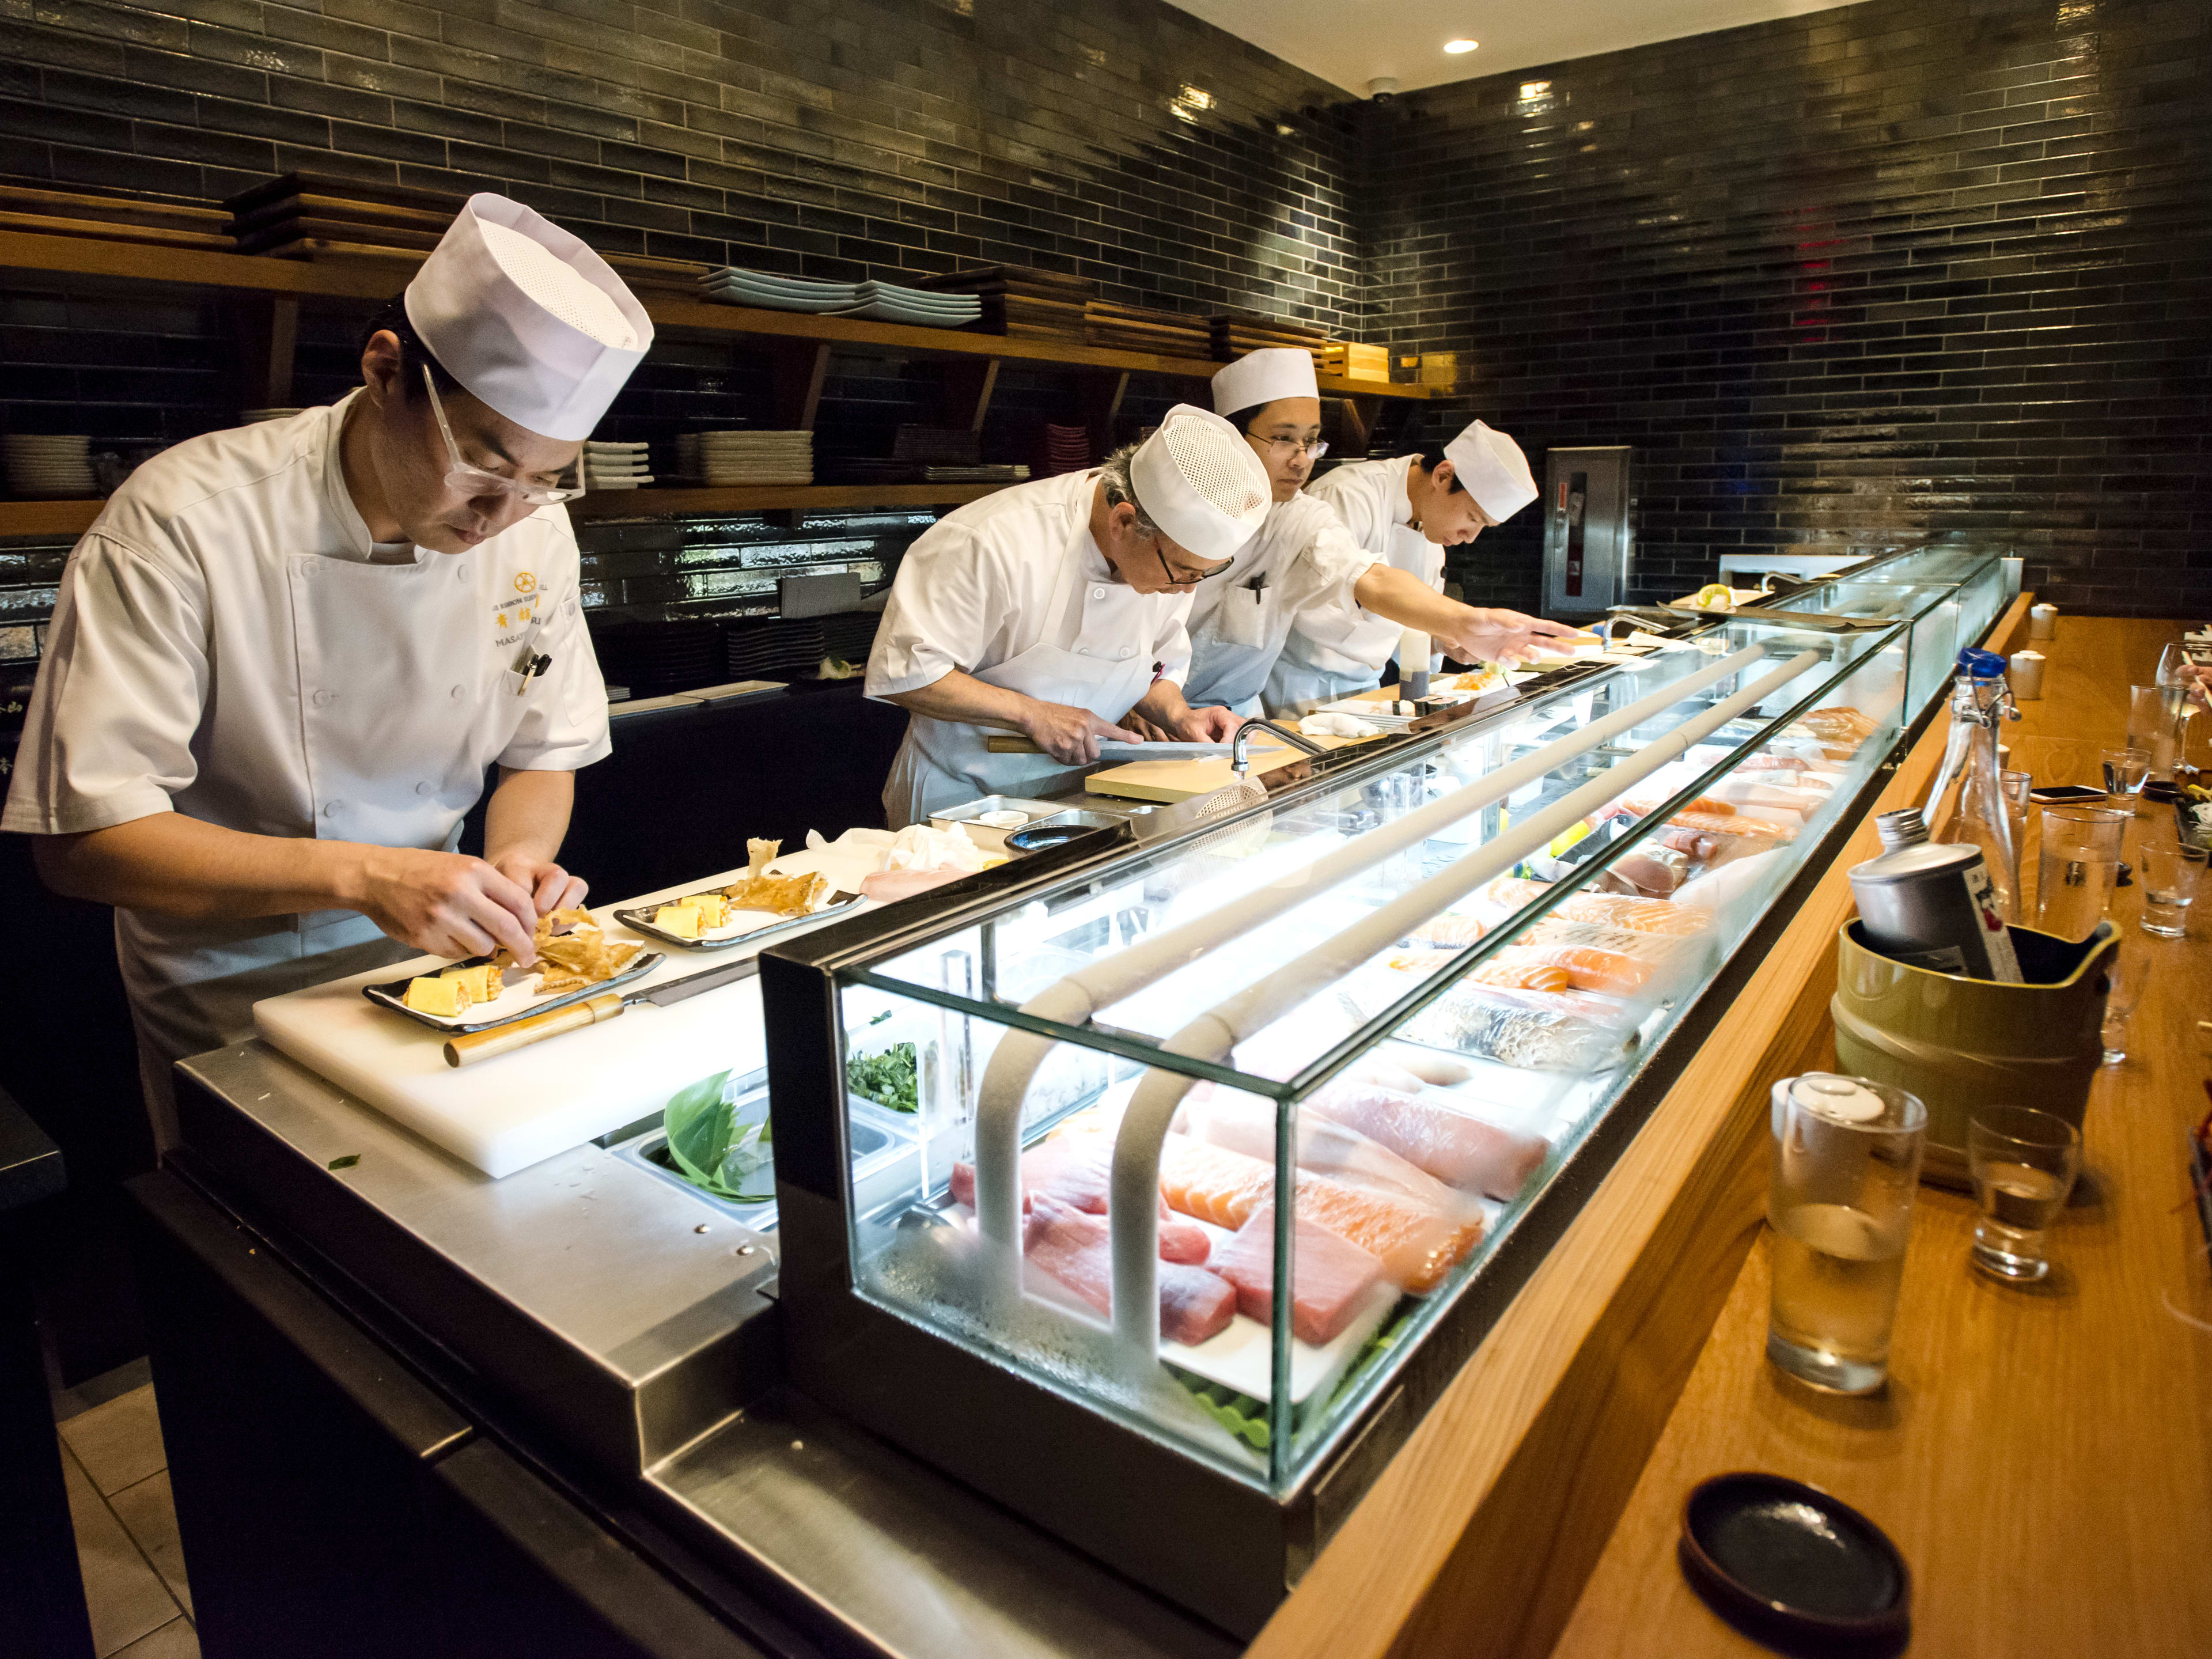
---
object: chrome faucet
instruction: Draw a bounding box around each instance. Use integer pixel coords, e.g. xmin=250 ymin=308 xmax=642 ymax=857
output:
xmin=1231 ymin=718 xmax=1328 ymax=777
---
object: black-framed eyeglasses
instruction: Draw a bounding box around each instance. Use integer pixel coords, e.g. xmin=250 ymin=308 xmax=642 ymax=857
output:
xmin=1249 ymin=434 xmax=1329 ymax=460
xmin=1155 ymin=543 xmax=1233 ymax=587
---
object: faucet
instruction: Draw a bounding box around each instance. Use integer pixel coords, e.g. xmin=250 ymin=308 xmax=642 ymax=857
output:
xmin=1232 ymin=717 xmax=1328 ymax=777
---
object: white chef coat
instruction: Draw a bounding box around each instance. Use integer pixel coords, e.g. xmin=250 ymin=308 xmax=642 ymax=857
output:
xmin=1269 ymin=456 xmax=1445 ymax=711
xmin=1179 ymin=492 xmax=1377 ymax=717
xmin=866 ymin=470 xmax=1192 ymax=828
xmin=2 ymin=394 xmax=611 ymax=1135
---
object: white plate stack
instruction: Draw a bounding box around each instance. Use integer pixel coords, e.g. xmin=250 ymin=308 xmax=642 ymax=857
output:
xmin=697 ymin=267 xmax=860 ymax=313
xmin=583 ymin=441 xmax=652 ymax=491
xmin=677 ymin=430 xmax=813 ymax=486
xmin=3 ymin=434 xmax=96 ymax=498
xmin=825 ymin=282 xmax=982 ymax=328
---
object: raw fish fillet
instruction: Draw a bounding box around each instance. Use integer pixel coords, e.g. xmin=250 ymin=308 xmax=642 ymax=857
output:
xmin=1614 ymin=792 xmax=1733 ymax=820
xmin=950 ymin=1136 xmax=1211 ymax=1264
xmin=1212 ymin=1205 xmax=1387 ymax=1346
xmin=1665 ymin=809 xmax=1796 ymax=842
xmin=1467 ymin=955 xmax=1573 ymax=993
xmin=1181 ymin=1086 xmax=1460 ymax=1210
xmin=1495 ymin=942 xmax=1654 ymax=997
xmin=1304 ymin=1080 xmax=1550 ymax=1202
xmin=1158 ymin=1135 xmax=1482 ymax=1293
xmin=1407 ymin=912 xmax=1486 ymax=948
xmin=1735 ymin=753 xmax=1808 ymax=773
xmin=1612 ymin=846 xmax=1688 ymax=896
xmin=1022 ymin=1196 xmax=1236 ymax=1345
xmin=1480 ymin=877 xmax=1710 ymax=937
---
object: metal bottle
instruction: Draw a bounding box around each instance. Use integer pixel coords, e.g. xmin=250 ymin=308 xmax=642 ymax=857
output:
xmin=1850 ymin=830 xmax=2024 ymax=983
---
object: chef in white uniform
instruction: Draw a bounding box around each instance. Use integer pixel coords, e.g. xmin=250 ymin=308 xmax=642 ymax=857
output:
xmin=1176 ymin=351 xmax=1579 ymax=720
xmin=867 ymin=404 xmax=1271 ymax=828
xmin=2 ymin=194 xmax=645 ymax=1143
xmin=1267 ymin=418 xmax=1544 ymax=711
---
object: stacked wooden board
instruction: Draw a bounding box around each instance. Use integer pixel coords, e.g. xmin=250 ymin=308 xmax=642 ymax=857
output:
xmin=1209 ymin=310 xmax=1335 ymax=366
xmin=0 ymin=183 xmax=233 ymax=251
xmin=917 ymin=264 xmax=1091 ymax=341
xmin=1085 ymin=299 xmax=1210 ymax=358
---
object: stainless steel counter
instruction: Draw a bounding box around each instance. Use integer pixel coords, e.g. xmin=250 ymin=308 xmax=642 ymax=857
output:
xmin=172 ymin=1041 xmax=1234 ymax=1659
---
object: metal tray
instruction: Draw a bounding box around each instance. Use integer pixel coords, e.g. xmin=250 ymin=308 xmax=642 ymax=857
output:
xmin=613 ymin=892 xmax=863 ymax=951
xmin=363 ymin=945 xmax=663 ymax=1033
xmin=927 ymin=794 xmax=1062 ymax=851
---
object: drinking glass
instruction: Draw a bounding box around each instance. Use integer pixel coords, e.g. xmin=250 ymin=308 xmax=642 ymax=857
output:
xmin=2000 ymin=769 xmax=2032 ymax=912
xmin=2101 ymin=934 xmax=2145 ymax=1063
xmin=2128 ymin=684 xmax=2184 ymax=779
xmin=2138 ymin=835 xmax=2205 ymax=937
xmin=1967 ymin=1106 xmax=2081 ymax=1282
xmin=1767 ymin=1075 xmax=1926 ymax=1395
xmin=2099 ymin=745 xmax=2149 ymax=800
xmin=2036 ymin=804 xmax=2130 ymax=942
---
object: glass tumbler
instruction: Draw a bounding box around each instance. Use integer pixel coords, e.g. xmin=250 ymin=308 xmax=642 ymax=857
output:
xmin=1967 ymin=1105 xmax=2081 ymax=1282
xmin=2128 ymin=685 xmax=2185 ymax=779
xmin=2138 ymin=836 xmax=2206 ymax=937
xmin=2036 ymin=804 xmax=2130 ymax=942
xmin=1767 ymin=1075 xmax=1926 ymax=1395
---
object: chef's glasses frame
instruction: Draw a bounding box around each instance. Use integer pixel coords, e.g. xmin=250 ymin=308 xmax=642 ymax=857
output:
xmin=1154 ymin=543 xmax=1233 ymax=587
xmin=1249 ymin=434 xmax=1328 ymax=460
xmin=422 ymin=366 xmax=588 ymax=505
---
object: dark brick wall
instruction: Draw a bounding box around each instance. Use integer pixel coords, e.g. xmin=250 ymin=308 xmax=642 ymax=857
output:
xmin=1363 ymin=0 xmax=2212 ymax=615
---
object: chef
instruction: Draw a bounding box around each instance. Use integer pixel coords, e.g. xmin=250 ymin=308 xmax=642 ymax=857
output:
xmin=1174 ymin=350 xmax=1581 ymax=721
xmin=2 ymin=194 xmax=645 ymax=1143
xmin=867 ymin=404 xmax=1271 ymax=827
xmin=1266 ymin=416 xmax=1546 ymax=711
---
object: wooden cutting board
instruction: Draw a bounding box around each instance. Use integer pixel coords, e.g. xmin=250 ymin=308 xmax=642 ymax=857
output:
xmin=1082 ymin=732 xmax=1367 ymax=802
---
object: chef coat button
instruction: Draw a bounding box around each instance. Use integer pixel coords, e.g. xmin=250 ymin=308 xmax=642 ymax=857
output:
xmin=1091 ymin=586 xmax=1107 ymax=600
xmin=450 ymin=684 xmax=465 ymax=699
xmin=456 ymin=563 xmax=471 ymax=582
xmin=323 ymin=801 xmax=340 ymax=819
xmin=1119 ymin=647 xmax=1133 ymax=659
xmin=1078 ymin=647 xmax=1092 ymax=656
xmin=414 ymin=781 xmax=433 ymax=797
xmin=310 ymin=688 xmax=335 ymax=707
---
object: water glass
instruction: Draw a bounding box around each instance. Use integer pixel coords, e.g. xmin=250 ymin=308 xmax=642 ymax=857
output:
xmin=2036 ymin=804 xmax=2130 ymax=942
xmin=1767 ymin=1074 xmax=1926 ymax=1395
xmin=2099 ymin=745 xmax=2149 ymax=799
xmin=1967 ymin=1106 xmax=2081 ymax=1282
xmin=2128 ymin=684 xmax=2184 ymax=779
xmin=2138 ymin=836 xmax=2206 ymax=937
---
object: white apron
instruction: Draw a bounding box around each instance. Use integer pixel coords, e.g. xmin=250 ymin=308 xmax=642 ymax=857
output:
xmin=882 ymin=517 xmax=1161 ymax=829
xmin=1180 ymin=570 xmax=1285 ymax=717
xmin=1265 ymin=521 xmax=1442 ymax=714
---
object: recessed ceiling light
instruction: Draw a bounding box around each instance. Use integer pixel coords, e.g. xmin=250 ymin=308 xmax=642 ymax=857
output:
xmin=1444 ymin=39 xmax=1478 ymax=54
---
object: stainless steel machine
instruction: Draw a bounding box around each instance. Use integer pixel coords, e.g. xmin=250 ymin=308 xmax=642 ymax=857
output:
xmin=1541 ymin=445 xmax=1634 ymax=615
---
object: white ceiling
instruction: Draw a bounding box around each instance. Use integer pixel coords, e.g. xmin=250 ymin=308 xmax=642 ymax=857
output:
xmin=1166 ymin=0 xmax=1858 ymax=95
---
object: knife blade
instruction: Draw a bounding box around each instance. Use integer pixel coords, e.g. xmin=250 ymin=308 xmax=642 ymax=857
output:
xmin=984 ymin=736 xmax=1243 ymax=756
xmin=444 ymin=954 xmax=764 ymax=1067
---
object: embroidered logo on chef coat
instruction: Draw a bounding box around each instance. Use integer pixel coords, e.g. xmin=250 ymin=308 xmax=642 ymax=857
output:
xmin=493 ymin=569 xmax=543 ymax=641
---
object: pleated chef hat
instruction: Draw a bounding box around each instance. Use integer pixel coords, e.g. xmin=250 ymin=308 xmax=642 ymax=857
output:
xmin=1130 ymin=404 xmax=1272 ymax=560
xmin=405 ymin=194 xmax=652 ymax=441
xmin=1443 ymin=419 xmax=1539 ymax=521
xmin=1211 ymin=347 xmax=1319 ymax=414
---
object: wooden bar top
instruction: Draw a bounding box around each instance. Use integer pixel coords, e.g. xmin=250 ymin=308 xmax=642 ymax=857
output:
xmin=1552 ymin=616 xmax=2212 ymax=1657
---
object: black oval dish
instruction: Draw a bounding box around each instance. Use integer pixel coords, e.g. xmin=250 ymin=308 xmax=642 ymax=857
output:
xmin=1004 ymin=823 xmax=1093 ymax=853
xmin=1677 ymin=1473 xmax=1910 ymax=1657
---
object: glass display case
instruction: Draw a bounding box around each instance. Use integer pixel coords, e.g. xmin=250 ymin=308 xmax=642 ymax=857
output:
xmin=759 ymin=547 xmax=2012 ymax=1637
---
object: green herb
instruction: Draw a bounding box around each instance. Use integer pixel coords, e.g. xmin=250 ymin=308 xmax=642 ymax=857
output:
xmin=325 ymin=1153 xmax=360 ymax=1172
xmin=868 ymin=1009 xmax=893 ymax=1026
xmin=662 ymin=1069 xmax=775 ymax=1203
xmin=846 ymin=1041 xmax=919 ymax=1113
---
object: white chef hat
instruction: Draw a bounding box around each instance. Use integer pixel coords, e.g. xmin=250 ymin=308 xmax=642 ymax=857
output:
xmin=1442 ymin=419 xmax=1538 ymax=521
xmin=1211 ymin=347 xmax=1319 ymax=415
xmin=1129 ymin=404 xmax=1272 ymax=561
xmin=404 ymin=194 xmax=652 ymax=441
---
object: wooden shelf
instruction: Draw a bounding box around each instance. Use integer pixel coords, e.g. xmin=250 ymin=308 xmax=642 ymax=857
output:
xmin=566 ymin=483 xmax=1013 ymax=519
xmin=0 ymin=228 xmax=1433 ymax=400
xmin=0 ymin=498 xmax=102 ymax=537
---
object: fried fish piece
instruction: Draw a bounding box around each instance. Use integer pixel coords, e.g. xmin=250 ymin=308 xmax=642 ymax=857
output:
xmin=722 ymin=870 xmax=830 ymax=918
xmin=745 ymin=838 xmax=781 ymax=880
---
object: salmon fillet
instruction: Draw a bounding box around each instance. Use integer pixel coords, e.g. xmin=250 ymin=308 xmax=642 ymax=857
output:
xmin=1407 ymin=912 xmax=1486 ymax=949
xmin=1480 ymin=877 xmax=1709 ymax=937
xmin=1212 ymin=1204 xmax=1387 ymax=1346
xmin=1468 ymin=955 xmax=1573 ymax=993
xmin=1494 ymin=942 xmax=1653 ymax=997
xmin=1158 ymin=1135 xmax=1482 ymax=1293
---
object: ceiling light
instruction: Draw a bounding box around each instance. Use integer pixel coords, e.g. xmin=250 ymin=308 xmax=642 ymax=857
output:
xmin=1444 ymin=39 xmax=1478 ymax=54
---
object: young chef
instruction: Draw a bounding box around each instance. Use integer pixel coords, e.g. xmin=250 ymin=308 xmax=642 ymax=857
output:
xmin=2 ymin=194 xmax=644 ymax=1142
xmin=1174 ymin=350 xmax=1580 ymax=720
xmin=866 ymin=404 xmax=1272 ymax=827
xmin=1266 ymin=416 xmax=1544 ymax=711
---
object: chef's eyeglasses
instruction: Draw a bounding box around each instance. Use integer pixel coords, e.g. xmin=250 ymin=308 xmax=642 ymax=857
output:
xmin=1248 ymin=434 xmax=1328 ymax=460
xmin=422 ymin=366 xmax=587 ymax=505
xmin=1154 ymin=543 xmax=1233 ymax=587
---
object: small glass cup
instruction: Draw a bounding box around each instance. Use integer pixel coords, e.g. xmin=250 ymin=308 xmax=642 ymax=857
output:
xmin=2128 ymin=685 xmax=2184 ymax=779
xmin=2099 ymin=745 xmax=2150 ymax=800
xmin=1767 ymin=1075 xmax=1926 ymax=1395
xmin=1967 ymin=1106 xmax=2081 ymax=1282
xmin=2138 ymin=836 xmax=2206 ymax=937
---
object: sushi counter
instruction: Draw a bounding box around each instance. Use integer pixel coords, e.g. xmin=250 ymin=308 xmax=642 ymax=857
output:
xmin=135 ymin=544 xmax=2022 ymax=1658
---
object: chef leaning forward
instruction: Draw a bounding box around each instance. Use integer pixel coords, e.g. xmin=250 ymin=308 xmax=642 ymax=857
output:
xmin=2 ymin=194 xmax=647 ymax=1145
xmin=1167 ymin=349 xmax=1583 ymax=723
xmin=1264 ymin=412 xmax=1548 ymax=713
xmin=866 ymin=404 xmax=1277 ymax=828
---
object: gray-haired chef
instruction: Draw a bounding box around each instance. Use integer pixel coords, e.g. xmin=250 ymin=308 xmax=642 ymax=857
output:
xmin=866 ymin=404 xmax=1271 ymax=827
xmin=3 ymin=194 xmax=645 ymax=1142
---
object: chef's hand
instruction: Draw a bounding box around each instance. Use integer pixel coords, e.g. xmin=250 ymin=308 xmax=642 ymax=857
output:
xmin=1175 ymin=704 xmax=1244 ymax=743
xmin=490 ymin=852 xmax=589 ymax=918
xmin=1121 ymin=710 xmax=1177 ymax=743
xmin=1022 ymin=699 xmax=1143 ymax=764
xmin=351 ymin=846 xmax=541 ymax=965
xmin=1437 ymin=608 xmax=1591 ymax=667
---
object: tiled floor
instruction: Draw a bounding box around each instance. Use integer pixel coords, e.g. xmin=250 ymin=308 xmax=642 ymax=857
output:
xmin=55 ymin=1369 xmax=198 ymax=1658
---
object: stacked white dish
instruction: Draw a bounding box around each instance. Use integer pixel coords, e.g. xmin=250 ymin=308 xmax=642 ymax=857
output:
xmin=677 ymin=430 xmax=813 ymax=486
xmin=583 ymin=441 xmax=652 ymax=491
xmin=3 ymin=434 xmax=95 ymax=497
xmin=698 ymin=267 xmax=861 ymax=313
xmin=826 ymin=282 xmax=982 ymax=328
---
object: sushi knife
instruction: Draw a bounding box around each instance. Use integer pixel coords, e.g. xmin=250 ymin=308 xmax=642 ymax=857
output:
xmin=443 ymin=953 xmax=764 ymax=1069
xmin=984 ymin=737 xmax=1242 ymax=756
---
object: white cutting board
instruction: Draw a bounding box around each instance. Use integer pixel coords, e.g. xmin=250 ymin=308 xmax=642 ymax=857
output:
xmin=252 ymin=860 xmax=878 ymax=1179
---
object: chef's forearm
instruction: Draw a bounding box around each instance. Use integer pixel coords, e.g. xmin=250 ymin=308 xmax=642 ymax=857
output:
xmin=483 ymin=767 xmax=574 ymax=866
xmin=1353 ymin=565 xmax=1463 ymax=637
xmin=32 ymin=813 xmax=374 ymax=919
xmin=885 ymin=671 xmax=1037 ymax=734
